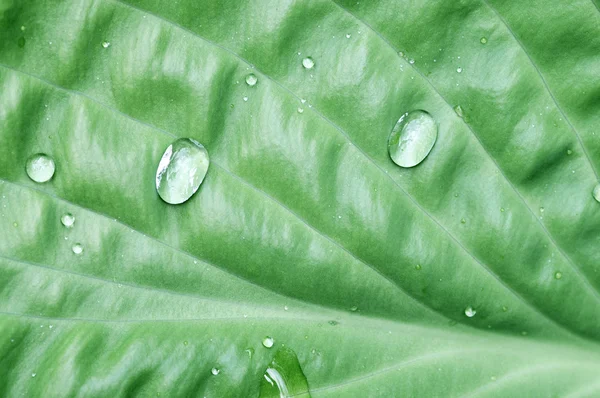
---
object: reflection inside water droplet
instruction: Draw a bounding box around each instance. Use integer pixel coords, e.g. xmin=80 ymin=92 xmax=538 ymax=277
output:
xmin=302 ymin=57 xmax=314 ymax=69
xmin=72 ymin=243 xmax=83 ymax=255
xmin=388 ymin=110 xmax=438 ymax=168
xmin=465 ymin=306 xmax=476 ymax=317
xmin=211 ymin=367 xmax=220 ymax=375
xmin=262 ymin=336 xmax=274 ymax=348
xmin=26 ymin=154 xmax=55 ymax=183
xmin=245 ymin=73 xmax=258 ymax=86
xmin=61 ymin=213 xmax=75 ymax=228
xmin=259 ymin=347 xmax=311 ymax=398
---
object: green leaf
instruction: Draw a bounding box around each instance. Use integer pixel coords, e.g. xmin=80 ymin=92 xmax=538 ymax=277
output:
xmin=1 ymin=0 xmax=600 ymax=396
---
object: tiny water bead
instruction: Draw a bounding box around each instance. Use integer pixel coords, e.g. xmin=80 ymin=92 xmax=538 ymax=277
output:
xmin=262 ymin=336 xmax=274 ymax=348
xmin=453 ymin=105 xmax=464 ymax=118
xmin=554 ymin=271 xmax=563 ymax=280
xmin=61 ymin=213 xmax=75 ymax=228
xmin=259 ymin=347 xmax=310 ymax=398
xmin=415 ymin=264 xmax=422 ymax=270
xmin=72 ymin=243 xmax=83 ymax=255
xmin=480 ymin=37 xmax=488 ymax=44
xmin=464 ymin=306 xmax=476 ymax=317
xmin=101 ymin=41 xmax=110 ymax=48
xmin=456 ymin=67 xmax=463 ymax=73
xmin=593 ymin=184 xmax=600 ymax=203
xmin=245 ymin=73 xmax=258 ymax=86
xmin=388 ymin=110 xmax=438 ymax=168
xmin=155 ymin=138 xmax=210 ymax=205
xmin=211 ymin=367 xmax=220 ymax=376
xmin=302 ymin=57 xmax=314 ymax=69
xmin=26 ymin=154 xmax=55 ymax=183
xmin=297 ymin=107 xmax=304 ymax=114
xmin=350 ymin=306 xmax=358 ymax=312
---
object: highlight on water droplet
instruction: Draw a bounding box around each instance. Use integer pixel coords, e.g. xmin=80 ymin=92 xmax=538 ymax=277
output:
xmin=72 ymin=243 xmax=83 ymax=255
xmin=465 ymin=306 xmax=476 ymax=318
xmin=387 ymin=110 xmax=438 ymax=168
xmin=61 ymin=213 xmax=75 ymax=228
xmin=259 ymin=347 xmax=311 ymax=398
xmin=480 ymin=37 xmax=488 ymax=44
xmin=456 ymin=67 xmax=463 ymax=73
xmin=31 ymin=373 xmax=36 ymax=378
xmin=262 ymin=336 xmax=274 ymax=348
xmin=554 ymin=271 xmax=563 ymax=280
xmin=101 ymin=41 xmax=110 ymax=48
xmin=155 ymin=138 xmax=210 ymax=205
xmin=302 ymin=57 xmax=314 ymax=69
xmin=593 ymin=184 xmax=600 ymax=203
xmin=297 ymin=107 xmax=304 ymax=114
xmin=453 ymin=105 xmax=464 ymax=118
xmin=245 ymin=73 xmax=258 ymax=86
xmin=211 ymin=367 xmax=220 ymax=376
xmin=501 ymin=306 xmax=508 ymax=312
xmin=26 ymin=153 xmax=55 ymax=183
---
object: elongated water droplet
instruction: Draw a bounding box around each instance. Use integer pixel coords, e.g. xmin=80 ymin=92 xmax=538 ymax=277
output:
xmin=72 ymin=243 xmax=83 ymax=255
xmin=465 ymin=306 xmax=476 ymax=317
xmin=155 ymin=138 xmax=210 ymax=205
xmin=262 ymin=336 xmax=274 ymax=348
xmin=26 ymin=154 xmax=55 ymax=183
xmin=259 ymin=347 xmax=311 ymax=398
xmin=211 ymin=367 xmax=220 ymax=375
xmin=454 ymin=105 xmax=464 ymax=118
xmin=388 ymin=110 xmax=438 ymax=168
xmin=593 ymin=184 xmax=600 ymax=203
xmin=302 ymin=57 xmax=314 ymax=69
xmin=246 ymin=73 xmax=258 ymax=86
xmin=61 ymin=213 xmax=75 ymax=228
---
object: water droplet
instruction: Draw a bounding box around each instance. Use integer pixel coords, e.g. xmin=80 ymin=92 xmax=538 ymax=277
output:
xmin=501 ymin=306 xmax=508 ymax=312
xmin=243 ymin=96 xmax=249 ymax=102
xmin=101 ymin=41 xmax=110 ymax=48
xmin=539 ymin=207 xmax=545 ymax=213
xmin=345 ymin=33 xmax=351 ymax=38
xmin=456 ymin=67 xmax=463 ymax=73
xmin=398 ymin=51 xmax=405 ymax=57
xmin=480 ymin=37 xmax=487 ymax=44
xmin=262 ymin=336 xmax=274 ymax=348
xmin=567 ymin=149 xmax=573 ymax=155
xmin=284 ymin=305 xmax=289 ymax=311
xmin=183 ymin=340 xmax=188 ymax=346
xmin=61 ymin=213 xmax=75 ymax=228
xmin=460 ymin=218 xmax=466 ymax=224
xmin=328 ymin=320 xmax=338 ymax=326
xmin=155 ymin=138 xmax=210 ymax=205
xmin=26 ymin=154 xmax=55 ymax=183
xmin=500 ymin=207 xmax=505 ymax=212
xmin=415 ymin=264 xmax=422 ymax=270
xmin=20 ymin=25 xmax=26 ymax=31
xmin=408 ymin=58 xmax=415 ymax=64
xmin=453 ymin=105 xmax=464 ymax=118
xmin=71 ymin=243 xmax=84 ymax=255
xmin=302 ymin=57 xmax=314 ymax=69
xmin=245 ymin=348 xmax=255 ymax=358
xmin=464 ymin=306 xmax=476 ymax=317
xmin=211 ymin=367 xmax=220 ymax=375
xmin=554 ymin=271 xmax=563 ymax=280
xmin=259 ymin=347 xmax=311 ymax=398
xmin=13 ymin=222 xmax=17 ymax=227
xmin=593 ymin=184 xmax=600 ymax=203
xmin=388 ymin=110 xmax=438 ymax=168
xmin=350 ymin=306 xmax=358 ymax=312
xmin=31 ymin=373 xmax=36 ymax=378
xmin=297 ymin=107 xmax=304 ymax=114
xmin=245 ymin=73 xmax=258 ymax=86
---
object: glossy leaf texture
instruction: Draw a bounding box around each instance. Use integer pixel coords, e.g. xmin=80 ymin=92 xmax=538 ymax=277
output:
xmin=1 ymin=0 xmax=600 ymax=396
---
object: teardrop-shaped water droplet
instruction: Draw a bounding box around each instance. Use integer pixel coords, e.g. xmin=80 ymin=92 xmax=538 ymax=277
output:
xmin=259 ymin=347 xmax=311 ymax=398
xmin=388 ymin=110 xmax=438 ymax=168
xmin=26 ymin=154 xmax=55 ymax=183
xmin=262 ymin=336 xmax=274 ymax=348
xmin=302 ymin=57 xmax=314 ymax=69
xmin=155 ymin=138 xmax=210 ymax=205
xmin=211 ymin=367 xmax=220 ymax=376
xmin=61 ymin=213 xmax=75 ymax=228
xmin=465 ymin=306 xmax=476 ymax=317
xmin=593 ymin=184 xmax=600 ymax=203
xmin=246 ymin=73 xmax=258 ymax=86
xmin=72 ymin=243 xmax=83 ymax=255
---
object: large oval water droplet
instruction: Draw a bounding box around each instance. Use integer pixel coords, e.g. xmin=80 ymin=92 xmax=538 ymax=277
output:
xmin=259 ymin=347 xmax=311 ymax=398
xmin=388 ymin=110 xmax=438 ymax=168
xmin=593 ymin=184 xmax=600 ymax=203
xmin=155 ymin=138 xmax=210 ymax=205
xmin=26 ymin=154 xmax=55 ymax=183
xmin=246 ymin=73 xmax=258 ymax=86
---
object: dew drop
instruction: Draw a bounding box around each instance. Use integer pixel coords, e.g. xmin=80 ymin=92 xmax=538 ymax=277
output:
xmin=20 ymin=25 xmax=26 ymax=31
xmin=350 ymin=306 xmax=358 ymax=312
xmin=500 ymin=207 xmax=505 ymax=212
xmin=554 ymin=271 xmax=563 ymax=280
xmin=460 ymin=218 xmax=466 ymax=224
xmin=31 ymin=373 xmax=36 ymax=378
xmin=464 ymin=306 xmax=476 ymax=317
xmin=453 ymin=105 xmax=464 ymax=118
xmin=593 ymin=184 xmax=600 ymax=203
xmin=302 ymin=57 xmax=314 ymax=69
xmin=388 ymin=110 xmax=438 ymax=168
xmin=567 ymin=149 xmax=573 ymax=155
xmin=245 ymin=73 xmax=258 ymax=86
xmin=345 ymin=33 xmax=351 ymax=39
xmin=297 ymin=107 xmax=304 ymax=114
xmin=61 ymin=213 xmax=75 ymax=228
xmin=155 ymin=138 xmax=210 ymax=205
xmin=211 ymin=367 xmax=220 ymax=376
xmin=480 ymin=37 xmax=488 ymax=44
xmin=72 ymin=243 xmax=83 ymax=255
xmin=262 ymin=336 xmax=274 ymax=348
xmin=501 ymin=306 xmax=508 ymax=312
xmin=284 ymin=305 xmax=289 ymax=311
xmin=408 ymin=58 xmax=415 ymax=64
xmin=26 ymin=154 xmax=55 ymax=183
xmin=539 ymin=207 xmax=545 ymax=213
xmin=101 ymin=41 xmax=110 ymax=48
xmin=259 ymin=347 xmax=310 ymax=398
xmin=415 ymin=264 xmax=422 ymax=270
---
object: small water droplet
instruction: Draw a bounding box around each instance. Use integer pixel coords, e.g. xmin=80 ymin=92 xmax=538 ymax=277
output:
xmin=262 ymin=336 xmax=274 ymax=348
xmin=480 ymin=37 xmax=487 ymax=44
xmin=408 ymin=58 xmax=415 ymax=64
xmin=501 ymin=306 xmax=508 ymax=312
xmin=398 ymin=51 xmax=405 ymax=57
xmin=13 ymin=222 xmax=17 ymax=227
xmin=155 ymin=138 xmax=210 ymax=205
xmin=302 ymin=57 xmax=314 ymax=69
xmin=350 ymin=306 xmax=358 ymax=312
xmin=259 ymin=347 xmax=310 ymax=398
xmin=61 ymin=213 xmax=75 ymax=228
xmin=490 ymin=375 xmax=496 ymax=381
xmin=554 ymin=271 xmax=563 ymax=280
xmin=26 ymin=154 xmax=55 ymax=183
xmin=284 ymin=305 xmax=289 ymax=311
xmin=72 ymin=243 xmax=83 ymax=255
xmin=500 ymin=207 xmax=505 ymax=212
xmin=460 ymin=218 xmax=466 ymax=224
xmin=465 ymin=306 xmax=476 ymax=317
xmin=567 ymin=149 xmax=572 ymax=155
xmin=297 ymin=107 xmax=304 ymax=114
xmin=593 ymin=184 xmax=600 ymax=203
xmin=245 ymin=348 xmax=255 ymax=358
xmin=20 ymin=25 xmax=26 ymax=31
xmin=328 ymin=320 xmax=338 ymax=326
xmin=388 ymin=110 xmax=438 ymax=168
xmin=31 ymin=373 xmax=36 ymax=378
xmin=539 ymin=207 xmax=545 ymax=213
xmin=183 ymin=340 xmax=188 ymax=346
xmin=456 ymin=67 xmax=463 ymax=73
xmin=211 ymin=367 xmax=220 ymax=375
xmin=245 ymin=73 xmax=258 ymax=86
xmin=453 ymin=105 xmax=464 ymax=118
xmin=345 ymin=33 xmax=351 ymax=38
xmin=101 ymin=41 xmax=110 ymax=48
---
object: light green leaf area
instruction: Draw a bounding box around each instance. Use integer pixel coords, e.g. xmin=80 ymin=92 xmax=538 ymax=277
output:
xmin=1 ymin=0 xmax=600 ymax=396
